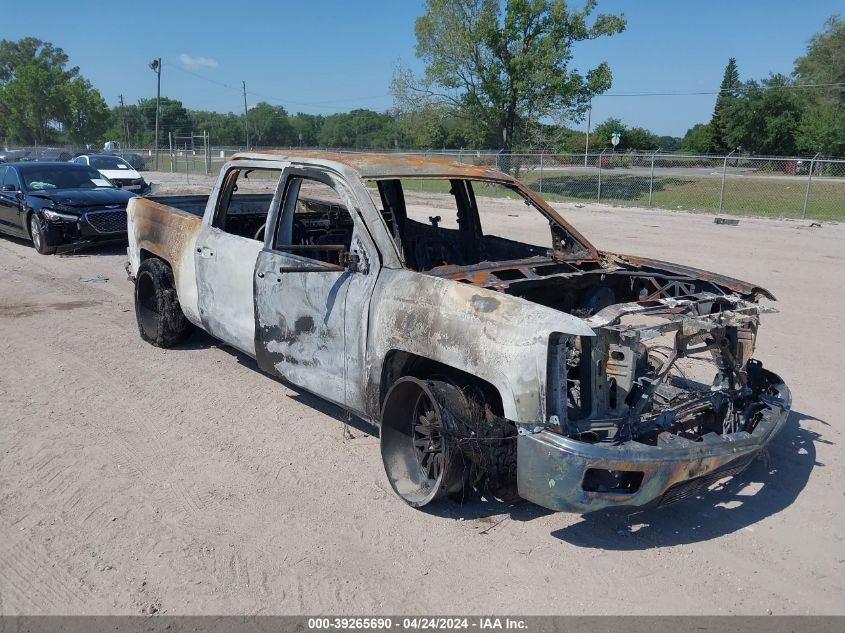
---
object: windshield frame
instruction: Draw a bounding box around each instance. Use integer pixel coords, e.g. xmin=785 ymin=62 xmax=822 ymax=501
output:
xmin=366 ymin=176 xmax=598 ymax=267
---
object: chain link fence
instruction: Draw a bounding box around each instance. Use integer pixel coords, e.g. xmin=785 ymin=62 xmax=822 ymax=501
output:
xmin=423 ymin=151 xmax=843 ymax=221
xmin=3 ymin=145 xmax=842 ymax=220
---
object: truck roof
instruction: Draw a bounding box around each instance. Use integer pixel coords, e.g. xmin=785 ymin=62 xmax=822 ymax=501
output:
xmin=229 ymin=150 xmax=515 ymax=181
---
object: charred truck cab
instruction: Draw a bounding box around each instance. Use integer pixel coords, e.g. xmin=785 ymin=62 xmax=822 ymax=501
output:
xmin=127 ymin=151 xmax=791 ymax=514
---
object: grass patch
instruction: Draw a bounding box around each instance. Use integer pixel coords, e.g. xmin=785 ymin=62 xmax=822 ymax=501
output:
xmin=520 ymin=173 xmax=845 ymax=221
xmin=401 ymin=174 xmax=845 ymax=221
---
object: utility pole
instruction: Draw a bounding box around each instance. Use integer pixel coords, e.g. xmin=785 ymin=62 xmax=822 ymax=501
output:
xmin=149 ymin=58 xmax=161 ymax=169
xmin=119 ymin=94 xmax=129 ymax=150
xmin=242 ymin=80 xmax=249 ymax=150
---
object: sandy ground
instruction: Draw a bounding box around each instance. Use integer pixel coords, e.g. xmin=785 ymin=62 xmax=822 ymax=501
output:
xmin=0 ymin=171 xmax=843 ymax=615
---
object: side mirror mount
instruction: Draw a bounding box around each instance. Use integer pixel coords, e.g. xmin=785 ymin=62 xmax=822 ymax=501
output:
xmin=347 ymin=252 xmax=362 ymax=274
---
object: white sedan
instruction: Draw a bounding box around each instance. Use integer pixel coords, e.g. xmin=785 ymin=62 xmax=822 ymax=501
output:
xmin=73 ymin=154 xmax=149 ymax=192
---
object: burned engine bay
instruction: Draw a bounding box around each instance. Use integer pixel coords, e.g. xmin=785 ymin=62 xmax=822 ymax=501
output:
xmin=430 ymin=253 xmax=781 ymax=453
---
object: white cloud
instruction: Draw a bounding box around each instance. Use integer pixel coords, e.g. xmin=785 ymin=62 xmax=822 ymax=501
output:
xmin=179 ymin=53 xmax=219 ymax=70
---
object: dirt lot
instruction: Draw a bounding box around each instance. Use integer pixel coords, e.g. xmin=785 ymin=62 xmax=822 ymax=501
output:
xmin=0 ymin=172 xmax=843 ymax=615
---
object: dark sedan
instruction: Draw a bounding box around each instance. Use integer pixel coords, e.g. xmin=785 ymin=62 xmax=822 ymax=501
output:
xmin=0 ymin=162 xmax=136 ymax=254
xmin=32 ymin=148 xmax=73 ymax=162
xmin=116 ymin=152 xmax=146 ymax=171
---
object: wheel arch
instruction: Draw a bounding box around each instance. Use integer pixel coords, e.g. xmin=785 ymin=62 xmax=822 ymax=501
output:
xmin=378 ymin=349 xmax=505 ymax=419
xmin=25 ymin=208 xmax=36 ymax=236
xmin=139 ymin=247 xmax=168 ymax=264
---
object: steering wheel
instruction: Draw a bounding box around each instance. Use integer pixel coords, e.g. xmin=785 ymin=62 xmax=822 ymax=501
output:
xmin=254 ymin=223 xmax=266 ymax=241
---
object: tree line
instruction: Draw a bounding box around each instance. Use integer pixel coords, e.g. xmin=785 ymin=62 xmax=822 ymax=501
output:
xmin=1 ymin=4 xmax=841 ymax=157
xmin=680 ymin=17 xmax=844 ymax=157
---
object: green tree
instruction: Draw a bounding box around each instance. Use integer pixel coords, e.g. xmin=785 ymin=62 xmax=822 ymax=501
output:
xmin=0 ymin=37 xmax=110 ymax=146
xmin=559 ymin=130 xmax=587 ymax=153
xmin=793 ymin=15 xmax=845 ymax=155
xmin=0 ymin=37 xmax=76 ymax=83
xmin=0 ymin=59 xmax=68 ymax=143
xmin=394 ymin=0 xmax=626 ymax=150
xmin=655 ymin=135 xmax=683 ymax=152
xmin=796 ymin=106 xmax=845 ymax=156
xmin=63 ymin=77 xmax=110 ymax=145
xmin=708 ymin=58 xmax=740 ymax=153
xmin=591 ymin=117 xmax=623 ymax=150
xmin=624 ymin=126 xmax=659 ymax=150
xmin=188 ymin=110 xmax=243 ymax=146
xmin=317 ymin=109 xmax=398 ymax=148
xmin=590 ymin=117 xmax=658 ymax=151
xmin=137 ymin=97 xmax=191 ymax=145
xmin=290 ymin=113 xmax=325 ymax=147
xmin=248 ymin=102 xmax=295 ymax=147
xmin=722 ymin=74 xmax=802 ymax=156
xmin=395 ymin=105 xmax=476 ymax=149
xmin=680 ymin=123 xmax=712 ymax=153
xmin=794 ymin=15 xmax=845 ymax=109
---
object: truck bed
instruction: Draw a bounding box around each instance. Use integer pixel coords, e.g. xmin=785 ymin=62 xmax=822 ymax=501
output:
xmin=144 ymin=195 xmax=209 ymax=217
xmin=127 ymin=193 xmax=277 ymax=287
xmin=144 ymin=193 xmax=275 ymax=218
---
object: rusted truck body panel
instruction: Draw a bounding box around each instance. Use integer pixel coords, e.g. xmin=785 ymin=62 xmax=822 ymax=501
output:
xmin=127 ymin=151 xmax=791 ymax=513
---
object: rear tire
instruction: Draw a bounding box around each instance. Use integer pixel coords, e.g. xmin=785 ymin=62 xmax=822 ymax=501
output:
xmin=29 ymin=214 xmax=56 ymax=255
xmin=134 ymin=258 xmax=193 ymax=348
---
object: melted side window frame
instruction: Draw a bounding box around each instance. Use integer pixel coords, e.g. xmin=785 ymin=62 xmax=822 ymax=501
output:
xmin=211 ymin=166 xmax=284 ymax=238
xmin=265 ymin=165 xmax=381 ymax=275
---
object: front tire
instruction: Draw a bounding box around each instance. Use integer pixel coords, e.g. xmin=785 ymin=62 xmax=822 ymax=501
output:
xmin=134 ymin=258 xmax=193 ymax=348
xmin=380 ymin=378 xmax=467 ymax=508
xmin=29 ymin=214 xmax=55 ymax=255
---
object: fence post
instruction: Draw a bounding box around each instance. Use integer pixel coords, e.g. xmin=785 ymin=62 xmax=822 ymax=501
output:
xmin=597 ymin=149 xmax=607 ymax=201
xmin=539 ymin=151 xmax=544 ymax=194
xmin=718 ymin=149 xmax=737 ymax=212
xmin=802 ymin=152 xmax=820 ymax=219
xmin=648 ymin=148 xmax=660 ymax=207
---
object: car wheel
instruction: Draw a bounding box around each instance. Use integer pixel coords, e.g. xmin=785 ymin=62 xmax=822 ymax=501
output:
xmin=29 ymin=214 xmax=56 ymax=255
xmin=380 ymin=377 xmax=467 ymax=507
xmin=134 ymin=258 xmax=194 ymax=348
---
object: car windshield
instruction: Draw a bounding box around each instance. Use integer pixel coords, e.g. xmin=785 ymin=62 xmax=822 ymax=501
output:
xmin=90 ymin=156 xmax=130 ymax=170
xmin=366 ymin=177 xmax=591 ymax=271
xmin=21 ymin=167 xmax=115 ymax=191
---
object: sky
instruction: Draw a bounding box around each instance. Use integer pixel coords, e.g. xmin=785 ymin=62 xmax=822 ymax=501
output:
xmin=4 ymin=0 xmax=842 ymax=138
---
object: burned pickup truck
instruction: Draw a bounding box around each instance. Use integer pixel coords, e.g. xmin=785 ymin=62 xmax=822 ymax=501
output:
xmin=126 ymin=151 xmax=791 ymax=513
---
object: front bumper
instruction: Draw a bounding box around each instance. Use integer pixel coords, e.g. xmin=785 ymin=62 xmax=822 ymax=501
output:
xmin=517 ymin=368 xmax=791 ymax=513
xmin=41 ymin=208 xmax=128 ymax=249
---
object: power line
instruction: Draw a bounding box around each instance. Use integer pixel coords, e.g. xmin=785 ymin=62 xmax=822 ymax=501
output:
xmin=164 ymin=59 xmax=391 ymax=109
xmin=165 ymin=58 xmax=842 ymax=111
xmin=599 ymin=82 xmax=845 ymax=97
xmin=163 ymin=59 xmax=242 ymax=92
xmin=248 ymin=91 xmax=392 ymax=108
